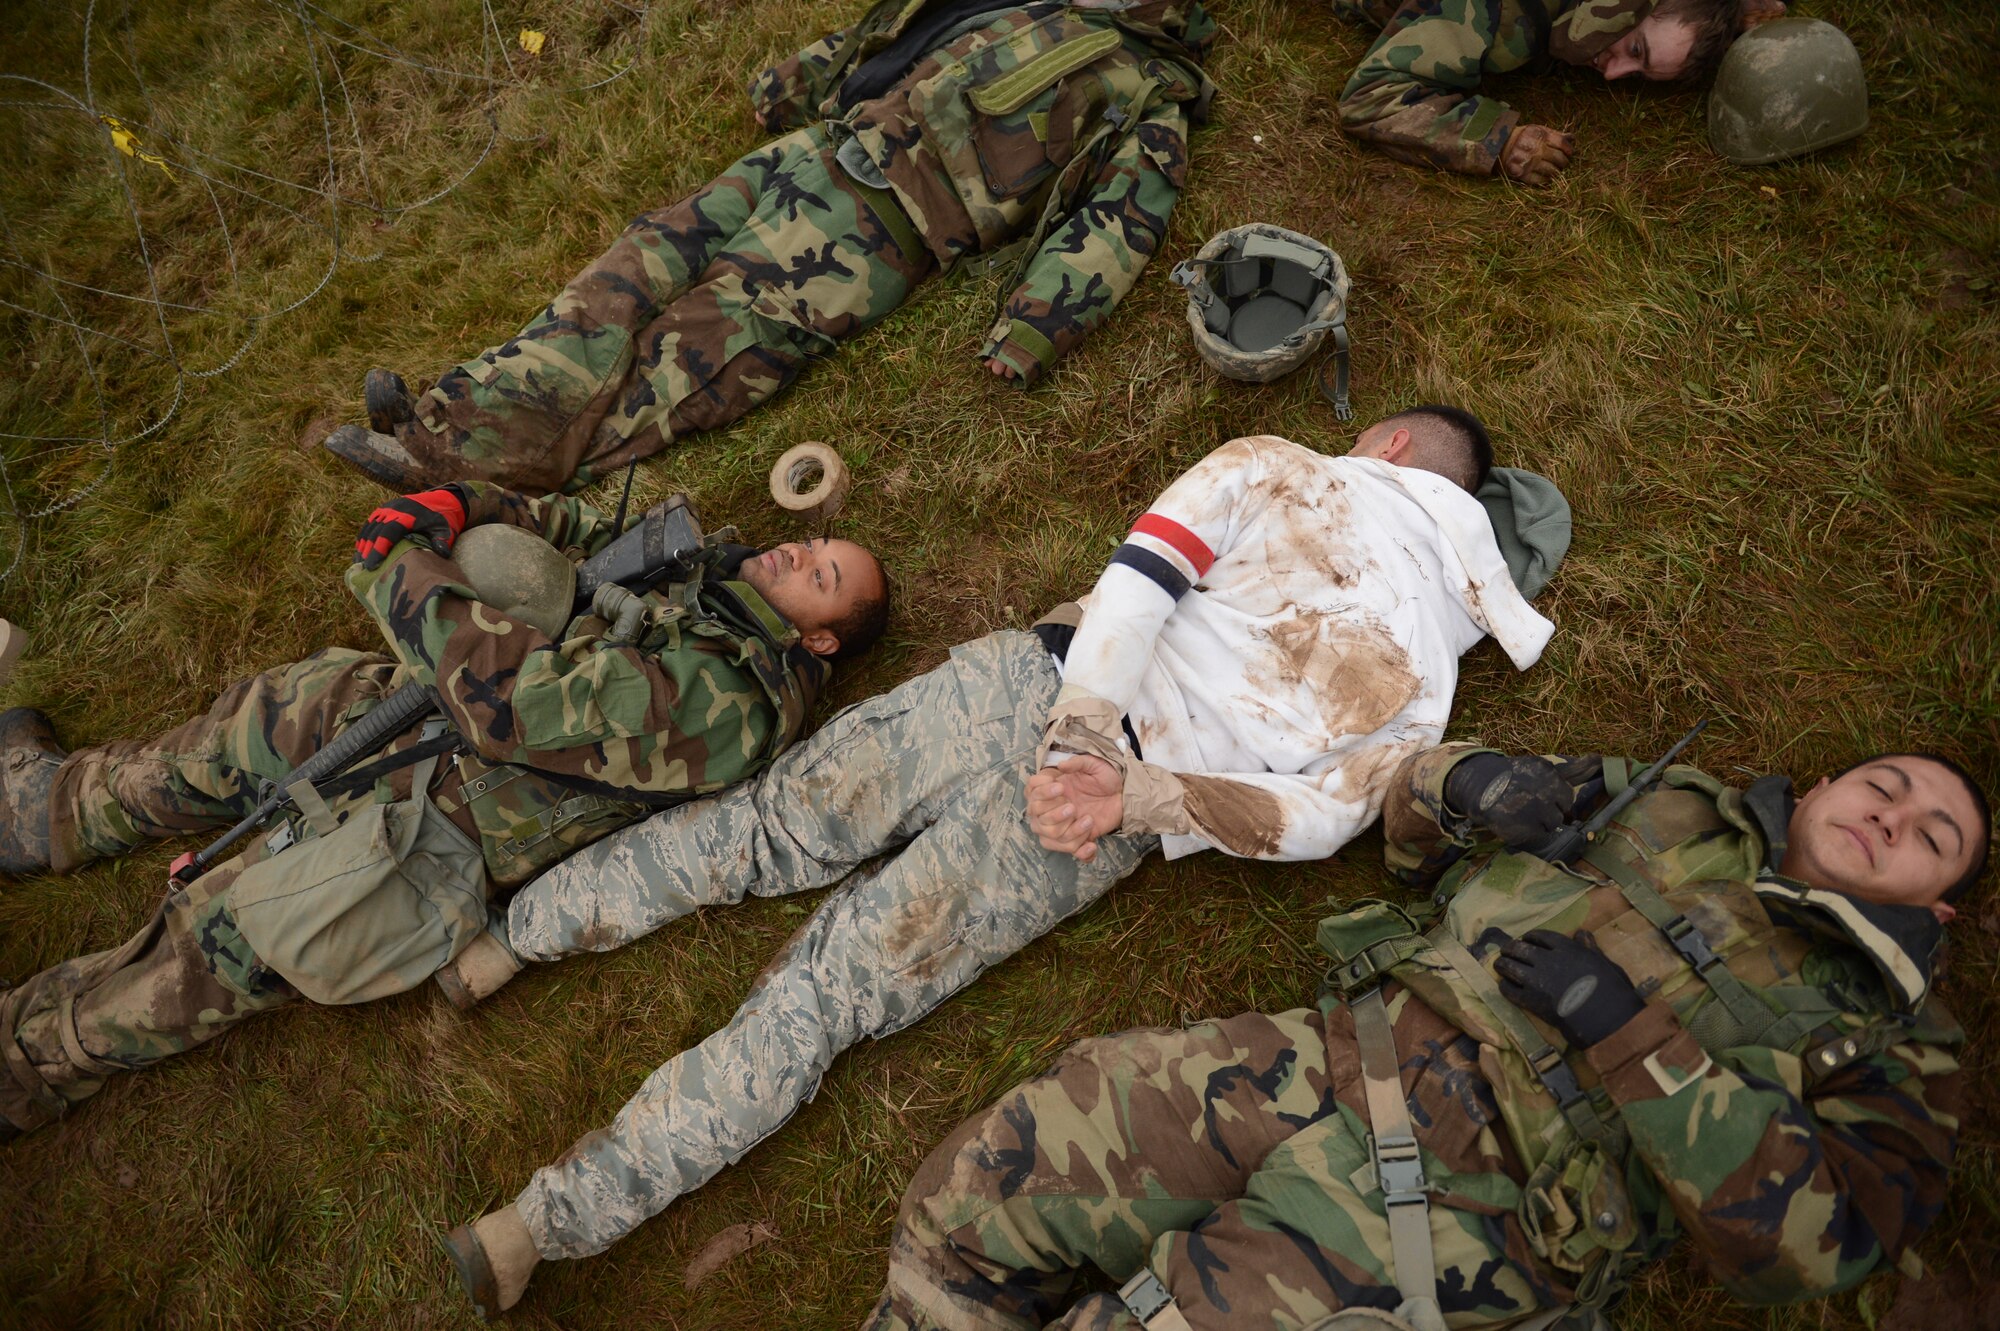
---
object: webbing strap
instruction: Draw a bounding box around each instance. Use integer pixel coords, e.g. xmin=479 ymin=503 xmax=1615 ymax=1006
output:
xmin=1353 ymin=988 xmax=1439 ymax=1310
xmin=1581 ymin=842 xmax=1780 ymax=1046
xmin=1317 ymin=323 xmax=1352 ymax=420
xmin=1426 ymin=932 xmax=1623 ymax=1150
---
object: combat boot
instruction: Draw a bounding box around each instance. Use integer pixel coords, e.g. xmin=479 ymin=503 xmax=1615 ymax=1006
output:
xmin=323 ymin=425 xmax=435 ymax=491
xmin=363 ymin=368 xmax=415 ymax=434
xmin=0 ymin=708 xmax=65 ymax=876
xmin=445 ymin=1203 xmax=543 ymax=1319
xmin=433 ymin=929 xmax=523 ymax=1010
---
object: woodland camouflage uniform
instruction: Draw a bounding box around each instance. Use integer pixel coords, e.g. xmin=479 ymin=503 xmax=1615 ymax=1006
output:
xmin=0 ymin=484 xmax=828 ymax=1136
xmin=1334 ymin=0 xmax=1654 ymax=175
xmin=868 ymin=742 xmax=1964 ymax=1330
xmin=381 ymin=0 xmax=1215 ymax=494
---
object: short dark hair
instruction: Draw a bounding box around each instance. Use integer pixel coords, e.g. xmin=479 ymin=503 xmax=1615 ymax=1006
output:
xmin=1830 ymin=752 xmax=1993 ymax=903
xmin=826 ymin=554 xmax=891 ymax=664
xmin=1653 ymin=0 xmax=1743 ymax=82
xmin=1380 ymin=404 xmax=1494 ymax=492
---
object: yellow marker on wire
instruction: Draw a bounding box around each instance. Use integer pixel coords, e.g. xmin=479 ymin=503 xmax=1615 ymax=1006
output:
xmin=99 ymin=114 xmax=175 ymax=180
xmin=518 ymin=29 xmax=547 ymax=55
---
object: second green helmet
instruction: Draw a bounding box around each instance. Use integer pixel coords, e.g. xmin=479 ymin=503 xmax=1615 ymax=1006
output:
xmin=1708 ymin=17 xmax=1868 ymax=166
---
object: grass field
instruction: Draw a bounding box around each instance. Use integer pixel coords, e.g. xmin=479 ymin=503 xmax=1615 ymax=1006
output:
xmin=1 ymin=0 xmax=1996 ymax=1327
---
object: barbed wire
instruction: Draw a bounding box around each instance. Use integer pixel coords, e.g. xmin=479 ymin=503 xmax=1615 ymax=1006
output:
xmin=0 ymin=0 xmax=652 ymax=587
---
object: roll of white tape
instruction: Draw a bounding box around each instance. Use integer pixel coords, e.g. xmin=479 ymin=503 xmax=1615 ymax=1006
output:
xmin=769 ymin=441 xmax=851 ymax=523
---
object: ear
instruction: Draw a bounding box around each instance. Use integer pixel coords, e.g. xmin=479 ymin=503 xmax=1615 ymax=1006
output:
xmin=801 ymin=627 xmax=840 ymax=657
xmin=1738 ymin=0 xmax=1785 ymax=31
xmin=1930 ymin=900 xmax=1957 ymax=925
xmin=1382 ymin=427 xmax=1414 ymax=464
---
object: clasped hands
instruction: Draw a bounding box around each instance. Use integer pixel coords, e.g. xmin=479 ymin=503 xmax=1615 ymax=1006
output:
xmin=1026 ymin=753 xmax=1124 ymax=864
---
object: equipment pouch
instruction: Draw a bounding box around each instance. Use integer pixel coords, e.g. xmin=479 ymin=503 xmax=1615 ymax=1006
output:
xmin=1520 ymin=1140 xmax=1638 ymax=1280
xmin=1316 ymin=898 xmax=1426 ymax=996
xmin=227 ymin=777 xmax=487 ymax=1006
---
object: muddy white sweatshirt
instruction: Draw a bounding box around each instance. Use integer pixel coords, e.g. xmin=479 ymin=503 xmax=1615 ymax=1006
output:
xmin=1049 ymin=435 xmax=1555 ymax=862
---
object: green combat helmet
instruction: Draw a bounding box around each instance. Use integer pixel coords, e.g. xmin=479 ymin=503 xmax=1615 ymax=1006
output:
xmin=451 ymin=524 xmax=578 ymax=639
xmin=1709 ymin=17 xmax=1868 ymax=166
xmin=1171 ymin=224 xmax=1353 ymax=418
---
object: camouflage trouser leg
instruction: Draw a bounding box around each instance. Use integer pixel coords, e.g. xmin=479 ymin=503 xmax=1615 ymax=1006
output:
xmin=402 ymin=125 xmax=937 ymax=493
xmin=2 ymin=650 xmax=402 ymax=1133
xmin=865 ymin=1009 xmax=1546 ymax=1331
xmin=0 ymin=821 xmax=297 ymax=1132
xmin=46 ymin=648 xmax=404 ymax=871
xmin=863 ymin=1010 xmax=1338 ymax=1331
xmin=500 ymin=631 xmax=1155 ymax=1259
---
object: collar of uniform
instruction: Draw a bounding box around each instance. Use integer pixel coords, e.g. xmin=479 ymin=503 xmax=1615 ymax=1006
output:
xmin=1752 ymin=877 xmax=1941 ymax=1011
xmin=709 ymin=576 xmax=836 ymax=708
xmin=711 ymin=576 xmax=799 ymax=648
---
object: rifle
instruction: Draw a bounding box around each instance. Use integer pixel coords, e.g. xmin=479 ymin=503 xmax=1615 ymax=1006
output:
xmin=169 ymin=681 xmax=443 ymax=886
xmin=1525 ymin=718 xmax=1712 ymax=867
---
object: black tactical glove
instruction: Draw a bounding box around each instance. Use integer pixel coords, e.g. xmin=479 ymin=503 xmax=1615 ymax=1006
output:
xmin=1442 ymin=752 xmax=1572 ymax=849
xmin=1493 ymin=929 xmax=1645 ymax=1048
xmin=354 ymin=484 xmax=474 ymax=569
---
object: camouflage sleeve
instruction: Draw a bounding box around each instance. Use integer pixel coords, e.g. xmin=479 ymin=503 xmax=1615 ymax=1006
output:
xmin=1381 ymin=746 xmax=1612 ymax=887
xmin=450 ymin=481 xmax=620 ymax=558
xmin=1585 ymin=1001 xmax=1963 ymax=1301
xmin=345 ymin=544 xmax=776 ymax=797
xmin=747 ymin=25 xmax=855 ymax=132
xmin=979 ymin=103 xmax=1189 ymax=383
xmin=1336 ymin=0 xmax=1520 ymax=177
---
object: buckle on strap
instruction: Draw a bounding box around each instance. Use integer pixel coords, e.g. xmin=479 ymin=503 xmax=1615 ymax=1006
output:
xmin=1531 ymin=1046 xmax=1586 ymax=1107
xmin=1375 ymin=1133 xmax=1429 ymax=1203
xmin=1119 ymin=1270 xmax=1195 ymax=1331
xmin=1663 ymin=915 xmax=1719 ymax=970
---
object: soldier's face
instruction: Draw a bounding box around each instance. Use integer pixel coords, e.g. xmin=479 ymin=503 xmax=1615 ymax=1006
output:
xmin=740 ymin=537 xmax=884 ymax=656
xmin=1594 ymin=17 xmax=1698 ymax=81
xmin=1782 ymin=757 xmax=1984 ymax=921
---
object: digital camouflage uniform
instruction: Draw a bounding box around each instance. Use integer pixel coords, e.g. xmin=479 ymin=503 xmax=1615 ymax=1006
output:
xmin=0 ymin=484 xmax=827 ymax=1135
xmin=1334 ymin=0 xmax=1652 ymax=176
xmin=385 ymin=0 xmax=1214 ymax=494
xmin=485 ymin=629 xmax=1156 ymax=1260
xmin=868 ymin=742 xmax=1964 ymax=1330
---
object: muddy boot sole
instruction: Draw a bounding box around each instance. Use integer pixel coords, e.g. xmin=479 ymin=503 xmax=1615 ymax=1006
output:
xmin=324 ymin=425 xmax=434 ymax=491
xmin=443 ymin=1223 xmax=504 ymax=1321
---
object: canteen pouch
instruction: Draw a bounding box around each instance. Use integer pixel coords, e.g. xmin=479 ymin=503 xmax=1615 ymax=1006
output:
xmin=227 ymin=764 xmax=487 ymax=1006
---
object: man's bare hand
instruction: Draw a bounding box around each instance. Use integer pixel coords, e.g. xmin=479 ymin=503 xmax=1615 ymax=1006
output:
xmin=1500 ymin=125 xmax=1575 ymax=187
xmin=984 ymin=356 xmax=1019 ymax=381
xmin=1026 ymin=754 xmax=1124 ymax=863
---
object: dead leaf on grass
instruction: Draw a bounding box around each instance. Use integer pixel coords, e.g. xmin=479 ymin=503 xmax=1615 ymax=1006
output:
xmin=683 ymin=1219 xmax=780 ymax=1288
xmin=297 ymin=415 xmax=340 ymax=452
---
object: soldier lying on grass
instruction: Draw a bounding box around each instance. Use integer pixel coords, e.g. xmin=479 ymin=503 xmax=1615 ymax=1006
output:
xmin=429 ymin=408 xmax=1575 ymax=1317
xmin=1334 ymin=0 xmax=1779 ymax=186
xmin=864 ymin=740 xmax=1989 ymax=1330
xmin=0 ymin=484 xmax=886 ymax=1139
xmin=326 ymin=0 xmax=1219 ymax=495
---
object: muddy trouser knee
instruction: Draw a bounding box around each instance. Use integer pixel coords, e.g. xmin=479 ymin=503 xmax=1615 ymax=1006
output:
xmin=1 ymin=841 xmax=296 ymax=1131
xmin=403 ymin=125 xmax=937 ymax=494
xmin=502 ymin=633 xmax=1156 ymax=1259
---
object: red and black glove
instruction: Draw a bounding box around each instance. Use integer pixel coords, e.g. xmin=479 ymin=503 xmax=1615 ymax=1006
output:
xmin=353 ymin=485 xmax=472 ymax=569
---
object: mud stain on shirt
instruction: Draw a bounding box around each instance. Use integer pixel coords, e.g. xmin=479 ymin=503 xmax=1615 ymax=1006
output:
xmin=1181 ymin=773 xmax=1286 ymax=858
xmin=1261 ymin=610 xmax=1421 ymax=741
